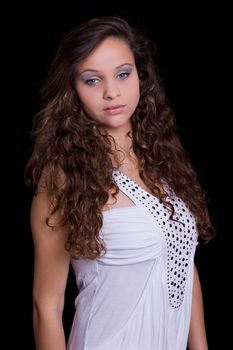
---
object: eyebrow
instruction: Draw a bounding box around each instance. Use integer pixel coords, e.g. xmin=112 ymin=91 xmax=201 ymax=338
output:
xmin=79 ymin=63 xmax=133 ymax=75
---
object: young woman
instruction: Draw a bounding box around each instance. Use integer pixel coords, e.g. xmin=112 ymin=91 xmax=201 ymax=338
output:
xmin=25 ymin=16 xmax=214 ymax=350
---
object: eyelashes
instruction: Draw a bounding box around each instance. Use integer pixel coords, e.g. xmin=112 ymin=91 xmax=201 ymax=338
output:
xmin=84 ymin=78 xmax=99 ymax=86
xmin=84 ymin=70 xmax=132 ymax=86
xmin=116 ymin=71 xmax=131 ymax=80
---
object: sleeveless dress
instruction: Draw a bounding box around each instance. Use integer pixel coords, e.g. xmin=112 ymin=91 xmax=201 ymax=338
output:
xmin=67 ymin=170 xmax=198 ymax=350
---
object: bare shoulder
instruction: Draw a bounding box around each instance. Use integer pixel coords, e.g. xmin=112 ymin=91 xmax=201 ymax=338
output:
xmin=30 ymin=171 xmax=69 ymax=255
xmin=31 ymin=174 xmax=71 ymax=305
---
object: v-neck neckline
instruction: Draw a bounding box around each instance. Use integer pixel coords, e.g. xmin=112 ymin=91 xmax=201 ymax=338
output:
xmin=113 ymin=169 xmax=161 ymax=199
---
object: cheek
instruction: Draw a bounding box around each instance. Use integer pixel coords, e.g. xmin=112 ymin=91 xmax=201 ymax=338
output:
xmin=130 ymin=75 xmax=140 ymax=97
xmin=128 ymin=81 xmax=140 ymax=106
xmin=76 ymin=86 xmax=97 ymax=110
xmin=76 ymin=85 xmax=88 ymax=105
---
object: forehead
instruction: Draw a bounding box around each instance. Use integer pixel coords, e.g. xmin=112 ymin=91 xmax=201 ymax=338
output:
xmin=77 ymin=37 xmax=135 ymax=72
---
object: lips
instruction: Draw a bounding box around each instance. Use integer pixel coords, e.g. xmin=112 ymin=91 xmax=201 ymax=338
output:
xmin=103 ymin=105 xmax=125 ymax=115
xmin=104 ymin=105 xmax=125 ymax=110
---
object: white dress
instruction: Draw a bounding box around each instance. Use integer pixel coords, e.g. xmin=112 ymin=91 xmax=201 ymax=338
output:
xmin=67 ymin=170 xmax=198 ymax=350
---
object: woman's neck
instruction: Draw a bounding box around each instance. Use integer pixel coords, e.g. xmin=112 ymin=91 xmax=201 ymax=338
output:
xmin=113 ymin=135 xmax=138 ymax=172
xmin=104 ymin=124 xmax=139 ymax=171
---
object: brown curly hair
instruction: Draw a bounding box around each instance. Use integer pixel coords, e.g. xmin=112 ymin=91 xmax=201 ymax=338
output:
xmin=25 ymin=16 xmax=215 ymax=259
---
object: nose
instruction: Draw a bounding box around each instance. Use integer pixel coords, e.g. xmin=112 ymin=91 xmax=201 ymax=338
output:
xmin=103 ymin=80 xmax=120 ymax=100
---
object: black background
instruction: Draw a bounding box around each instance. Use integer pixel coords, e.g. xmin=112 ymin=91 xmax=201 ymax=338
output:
xmin=8 ymin=2 xmax=231 ymax=349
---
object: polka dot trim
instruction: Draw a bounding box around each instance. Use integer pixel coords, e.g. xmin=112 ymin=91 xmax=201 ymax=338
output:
xmin=113 ymin=170 xmax=198 ymax=309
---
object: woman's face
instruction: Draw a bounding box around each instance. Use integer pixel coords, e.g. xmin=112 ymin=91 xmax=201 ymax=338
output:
xmin=75 ymin=36 xmax=140 ymax=134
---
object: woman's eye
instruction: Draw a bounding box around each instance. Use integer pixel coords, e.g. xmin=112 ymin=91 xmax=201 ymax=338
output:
xmin=85 ymin=78 xmax=99 ymax=86
xmin=117 ymin=71 xmax=131 ymax=80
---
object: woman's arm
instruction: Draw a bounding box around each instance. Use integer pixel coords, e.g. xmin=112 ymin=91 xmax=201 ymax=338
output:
xmin=31 ymin=187 xmax=71 ymax=350
xmin=188 ymin=265 xmax=208 ymax=350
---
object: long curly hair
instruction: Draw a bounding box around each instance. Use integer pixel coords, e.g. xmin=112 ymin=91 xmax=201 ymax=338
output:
xmin=25 ymin=16 xmax=215 ymax=259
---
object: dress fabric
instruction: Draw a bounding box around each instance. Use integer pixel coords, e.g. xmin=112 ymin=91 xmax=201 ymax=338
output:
xmin=67 ymin=170 xmax=198 ymax=350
